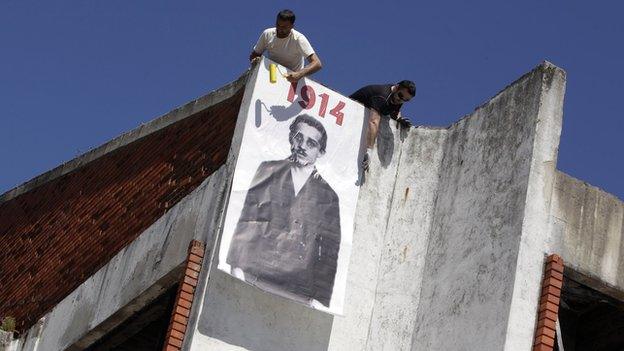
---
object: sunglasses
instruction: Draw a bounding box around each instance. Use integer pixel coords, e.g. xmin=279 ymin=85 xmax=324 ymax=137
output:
xmin=396 ymin=91 xmax=411 ymax=103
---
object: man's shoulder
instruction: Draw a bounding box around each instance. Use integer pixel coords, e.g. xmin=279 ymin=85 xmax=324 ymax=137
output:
xmin=290 ymin=28 xmax=308 ymax=40
xmin=260 ymin=27 xmax=276 ymax=37
xmin=350 ymin=84 xmax=392 ymax=98
xmin=363 ymin=84 xmax=392 ymax=93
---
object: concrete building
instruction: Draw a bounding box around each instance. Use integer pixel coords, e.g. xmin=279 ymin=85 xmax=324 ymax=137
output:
xmin=1 ymin=61 xmax=623 ymax=351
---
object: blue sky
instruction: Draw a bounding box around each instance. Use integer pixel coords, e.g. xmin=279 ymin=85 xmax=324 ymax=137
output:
xmin=2 ymin=1 xmax=622 ymax=199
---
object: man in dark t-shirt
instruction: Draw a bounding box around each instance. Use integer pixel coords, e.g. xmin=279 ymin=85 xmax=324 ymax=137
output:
xmin=350 ymin=80 xmax=416 ymax=148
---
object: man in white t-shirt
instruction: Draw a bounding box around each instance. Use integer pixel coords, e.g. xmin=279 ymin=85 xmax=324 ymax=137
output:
xmin=249 ymin=9 xmax=323 ymax=82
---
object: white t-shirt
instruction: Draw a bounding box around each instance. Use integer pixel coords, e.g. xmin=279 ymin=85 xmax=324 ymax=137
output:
xmin=253 ymin=28 xmax=315 ymax=71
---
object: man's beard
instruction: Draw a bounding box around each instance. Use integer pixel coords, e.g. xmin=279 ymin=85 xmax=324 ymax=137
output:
xmin=390 ymin=92 xmax=402 ymax=106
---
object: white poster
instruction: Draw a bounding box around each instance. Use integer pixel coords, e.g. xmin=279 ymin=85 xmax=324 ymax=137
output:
xmin=218 ymin=58 xmax=366 ymax=314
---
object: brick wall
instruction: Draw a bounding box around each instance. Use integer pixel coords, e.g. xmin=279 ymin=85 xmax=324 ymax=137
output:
xmin=162 ymin=240 xmax=205 ymax=351
xmin=533 ymin=254 xmax=564 ymax=351
xmin=0 ymin=88 xmax=244 ymax=331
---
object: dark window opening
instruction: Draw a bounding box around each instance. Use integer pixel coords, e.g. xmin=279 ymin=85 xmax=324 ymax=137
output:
xmin=557 ymin=274 xmax=624 ymax=351
xmin=85 ymin=285 xmax=178 ymax=351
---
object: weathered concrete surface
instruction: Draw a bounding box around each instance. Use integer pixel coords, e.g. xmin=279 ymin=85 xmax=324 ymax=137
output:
xmin=503 ymin=64 xmax=565 ymax=351
xmin=412 ymin=63 xmax=565 ymax=351
xmin=323 ymin=117 xmax=406 ymax=351
xmin=549 ymin=171 xmax=624 ymax=293
xmin=327 ymin=125 xmax=447 ymax=351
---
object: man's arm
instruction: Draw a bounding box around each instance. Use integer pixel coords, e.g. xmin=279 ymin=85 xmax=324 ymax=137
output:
xmin=249 ymin=50 xmax=262 ymax=62
xmin=366 ymin=110 xmax=381 ymax=149
xmin=394 ymin=111 xmax=413 ymax=128
xmin=249 ymin=30 xmax=267 ymax=64
xmin=285 ymin=53 xmax=323 ymax=82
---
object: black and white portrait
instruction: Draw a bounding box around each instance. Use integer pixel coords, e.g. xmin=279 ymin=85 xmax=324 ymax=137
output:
xmin=227 ymin=114 xmax=341 ymax=308
xmin=218 ymin=58 xmax=365 ymax=314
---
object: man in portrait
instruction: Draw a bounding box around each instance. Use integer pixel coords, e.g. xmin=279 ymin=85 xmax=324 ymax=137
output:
xmin=227 ymin=114 xmax=341 ymax=308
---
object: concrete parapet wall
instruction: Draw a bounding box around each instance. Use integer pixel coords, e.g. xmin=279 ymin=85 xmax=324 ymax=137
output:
xmin=549 ymin=171 xmax=624 ymax=293
xmin=327 ymin=123 xmax=447 ymax=351
xmin=414 ymin=63 xmax=564 ymax=351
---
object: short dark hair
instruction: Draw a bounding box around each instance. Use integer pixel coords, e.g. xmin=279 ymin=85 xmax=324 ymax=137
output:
xmin=397 ymin=80 xmax=416 ymax=96
xmin=289 ymin=114 xmax=327 ymax=153
xmin=277 ymin=9 xmax=296 ymax=24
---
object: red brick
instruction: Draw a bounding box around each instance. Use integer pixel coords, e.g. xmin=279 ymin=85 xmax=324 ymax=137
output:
xmin=168 ymin=336 xmax=183 ymax=348
xmin=545 ymin=261 xmax=564 ymax=274
xmin=539 ymin=309 xmax=558 ymax=322
xmin=546 ymin=254 xmax=562 ymax=264
xmin=541 ymin=293 xmax=560 ymax=305
xmin=181 ymin=283 xmax=195 ymax=294
xmin=164 ymin=345 xmax=180 ymax=351
xmin=190 ymin=245 xmax=204 ymax=257
xmin=185 ymin=267 xmax=199 ymax=279
xmin=536 ymin=326 xmax=555 ymax=339
xmin=541 ymin=285 xmax=561 ymax=298
xmin=173 ymin=314 xmax=188 ymax=326
xmin=542 ymin=276 xmax=562 ymax=289
xmin=171 ymin=321 xmax=187 ymax=334
xmin=175 ymin=305 xmax=191 ymax=318
xmin=178 ymin=298 xmax=192 ymax=309
xmin=179 ymin=290 xmax=194 ymax=303
xmin=169 ymin=329 xmax=185 ymax=342
xmin=537 ymin=317 xmax=556 ymax=330
xmin=544 ymin=269 xmax=563 ymax=281
xmin=535 ymin=334 xmax=555 ymax=347
xmin=539 ymin=301 xmax=559 ymax=314
xmin=187 ymin=261 xmax=202 ymax=272
xmin=188 ymin=253 xmax=203 ymax=265
xmin=533 ymin=343 xmax=552 ymax=351
xmin=184 ymin=276 xmax=198 ymax=287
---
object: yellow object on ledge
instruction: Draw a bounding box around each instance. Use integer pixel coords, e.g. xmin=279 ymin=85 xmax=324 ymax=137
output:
xmin=269 ymin=63 xmax=277 ymax=83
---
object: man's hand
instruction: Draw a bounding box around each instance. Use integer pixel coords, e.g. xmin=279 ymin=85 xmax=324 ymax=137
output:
xmin=285 ymin=54 xmax=322 ymax=82
xmin=250 ymin=56 xmax=261 ymax=66
xmin=285 ymin=71 xmax=304 ymax=82
xmin=395 ymin=116 xmax=412 ymax=128
xmin=362 ymin=152 xmax=370 ymax=172
xmin=249 ymin=50 xmax=262 ymax=65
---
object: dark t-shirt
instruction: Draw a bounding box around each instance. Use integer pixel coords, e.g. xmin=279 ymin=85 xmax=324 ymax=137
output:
xmin=349 ymin=84 xmax=402 ymax=118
